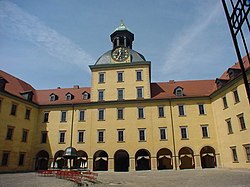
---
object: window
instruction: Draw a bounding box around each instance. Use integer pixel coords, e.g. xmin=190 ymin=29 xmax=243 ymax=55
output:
xmin=6 ymin=126 xmax=14 ymax=140
xmin=117 ymin=89 xmax=124 ymax=100
xmin=50 ymin=94 xmax=57 ymax=101
xmin=59 ymin=131 xmax=66 ymax=143
xmin=82 ymin=92 xmax=89 ymax=100
xmin=180 ymin=126 xmax=188 ymax=139
xmin=43 ymin=112 xmax=49 ymax=122
xmin=18 ymin=152 xmax=25 ymax=166
xmin=66 ymin=93 xmax=72 ymax=101
xmin=10 ymin=103 xmax=17 ymax=116
xmin=178 ymin=104 xmax=185 ymax=116
xmin=222 ymin=96 xmax=228 ymax=109
xmin=98 ymin=90 xmax=104 ymax=101
xmin=175 ymin=88 xmax=183 ymax=97
xmin=136 ymin=87 xmax=144 ymax=99
xmin=97 ymin=130 xmax=105 ymax=142
xmin=158 ymin=106 xmax=165 ymax=117
xmin=98 ymin=109 xmax=105 ymax=121
xmin=117 ymin=129 xmax=124 ymax=142
xmin=159 ymin=128 xmax=167 ymax=140
xmin=231 ymin=147 xmax=238 ymax=162
xmin=117 ymin=108 xmax=124 ymax=120
xmin=117 ymin=72 xmax=124 ymax=82
xmin=201 ymin=125 xmax=209 ymax=138
xmin=226 ymin=118 xmax=233 ymax=134
xmin=61 ymin=111 xmax=67 ymax=122
xmin=243 ymin=144 xmax=250 ymax=161
xmin=25 ymin=109 xmax=31 ymax=119
xmin=99 ymin=72 xmax=105 ymax=83
xmin=78 ymin=130 xmax=85 ymax=143
xmin=41 ymin=131 xmax=47 ymax=144
xmin=1 ymin=152 xmax=9 ymax=166
xmin=198 ymin=104 xmax=205 ymax=115
xmin=138 ymin=129 xmax=146 ymax=141
xmin=233 ymin=89 xmax=240 ymax=103
xmin=138 ymin=107 xmax=144 ymax=119
xmin=21 ymin=129 xmax=28 ymax=142
xmin=238 ymin=114 xmax=246 ymax=130
xmin=79 ymin=110 xmax=85 ymax=121
xmin=136 ymin=70 xmax=142 ymax=81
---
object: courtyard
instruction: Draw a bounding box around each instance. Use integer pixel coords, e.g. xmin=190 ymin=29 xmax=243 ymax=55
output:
xmin=0 ymin=169 xmax=249 ymax=187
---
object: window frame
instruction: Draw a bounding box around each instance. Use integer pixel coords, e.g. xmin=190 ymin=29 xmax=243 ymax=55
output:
xmin=243 ymin=144 xmax=250 ymax=162
xmin=98 ymin=72 xmax=105 ymax=83
xmin=178 ymin=104 xmax=186 ymax=116
xmin=138 ymin=128 xmax=146 ymax=141
xmin=159 ymin=127 xmax=167 ymax=140
xmin=21 ymin=129 xmax=29 ymax=142
xmin=230 ymin=146 xmax=238 ymax=162
xmin=198 ymin=104 xmax=206 ymax=115
xmin=138 ymin=107 xmax=145 ymax=119
xmin=59 ymin=131 xmax=66 ymax=143
xmin=97 ymin=130 xmax=105 ymax=143
xmin=117 ymin=129 xmax=125 ymax=142
xmin=158 ymin=106 xmax=165 ymax=118
xmin=98 ymin=109 xmax=105 ymax=121
xmin=226 ymin=118 xmax=233 ymax=134
xmin=117 ymin=71 xmax=124 ymax=82
xmin=10 ymin=103 xmax=17 ymax=116
xmin=222 ymin=96 xmax=228 ymax=109
xmin=78 ymin=130 xmax=85 ymax=143
xmin=180 ymin=126 xmax=188 ymax=139
xmin=98 ymin=90 xmax=105 ymax=101
xmin=136 ymin=87 xmax=144 ymax=99
xmin=136 ymin=70 xmax=143 ymax=81
xmin=79 ymin=110 xmax=85 ymax=121
xmin=18 ymin=152 xmax=25 ymax=166
xmin=117 ymin=88 xmax=124 ymax=100
xmin=60 ymin=111 xmax=67 ymax=122
xmin=117 ymin=108 xmax=124 ymax=120
xmin=201 ymin=125 xmax=209 ymax=138
xmin=43 ymin=112 xmax=49 ymax=123
xmin=1 ymin=152 xmax=9 ymax=166
xmin=233 ymin=89 xmax=240 ymax=103
xmin=6 ymin=126 xmax=14 ymax=140
xmin=237 ymin=113 xmax=246 ymax=130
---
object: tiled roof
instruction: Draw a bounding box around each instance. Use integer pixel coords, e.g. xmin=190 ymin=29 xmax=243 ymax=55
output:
xmin=0 ymin=70 xmax=36 ymax=102
xmin=151 ymin=80 xmax=216 ymax=99
xmin=35 ymin=87 xmax=91 ymax=105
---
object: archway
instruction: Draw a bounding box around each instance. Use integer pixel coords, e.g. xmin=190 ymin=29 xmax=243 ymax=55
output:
xmin=179 ymin=147 xmax=195 ymax=169
xmin=135 ymin=149 xmax=151 ymax=171
xmin=35 ymin=150 xmax=49 ymax=170
xmin=54 ymin=150 xmax=65 ymax=169
xmin=76 ymin=150 xmax=88 ymax=169
xmin=93 ymin=150 xmax=108 ymax=171
xmin=200 ymin=146 xmax=216 ymax=168
xmin=114 ymin=150 xmax=129 ymax=172
xmin=157 ymin=148 xmax=173 ymax=170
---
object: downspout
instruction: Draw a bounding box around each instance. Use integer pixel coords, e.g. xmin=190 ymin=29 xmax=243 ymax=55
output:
xmin=70 ymin=104 xmax=75 ymax=147
xmin=170 ymin=99 xmax=177 ymax=170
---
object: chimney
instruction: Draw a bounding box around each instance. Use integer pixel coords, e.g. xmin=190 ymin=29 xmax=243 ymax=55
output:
xmin=57 ymin=87 xmax=61 ymax=89
xmin=169 ymin=80 xmax=175 ymax=84
xmin=73 ymin=85 xmax=79 ymax=89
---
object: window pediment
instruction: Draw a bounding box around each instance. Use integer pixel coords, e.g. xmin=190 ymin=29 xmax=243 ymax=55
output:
xmin=174 ymin=86 xmax=184 ymax=97
xmin=49 ymin=93 xmax=58 ymax=101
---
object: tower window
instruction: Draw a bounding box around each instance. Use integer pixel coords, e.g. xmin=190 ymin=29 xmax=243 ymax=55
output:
xmin=99 ymin=72 xmax=105 ymax=83
xmin=10 ymin=103 xmax=17 ymax=116
xmin=117 ymin=72 xmax=124 ymax=82
xmin=136 ymin=70 xmax=143 ymax=81
xmin=98 ymin=90 xmax=104 ymax=101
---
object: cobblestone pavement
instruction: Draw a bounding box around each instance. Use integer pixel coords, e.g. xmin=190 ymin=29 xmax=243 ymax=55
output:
xmin=0 ymin=169 xmax=250 ymax=187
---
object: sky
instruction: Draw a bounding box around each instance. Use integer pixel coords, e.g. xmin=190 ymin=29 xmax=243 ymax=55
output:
xmin=0 ymin=0 xmax=238 ymax=90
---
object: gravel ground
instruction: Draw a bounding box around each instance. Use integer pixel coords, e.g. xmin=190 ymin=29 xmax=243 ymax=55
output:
xmin=0 ymin=169 xmax=249 ymax=187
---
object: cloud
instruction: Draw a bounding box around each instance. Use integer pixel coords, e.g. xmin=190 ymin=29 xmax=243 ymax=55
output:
xmin=0 ymin=0 xmax=94 ymax=72
xmin=163 ymin=2 xmax=221 ymax=79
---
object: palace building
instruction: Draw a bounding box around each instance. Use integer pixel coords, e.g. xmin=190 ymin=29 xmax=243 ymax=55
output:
xmin=0 ymin=22 xmax=249 ymax=172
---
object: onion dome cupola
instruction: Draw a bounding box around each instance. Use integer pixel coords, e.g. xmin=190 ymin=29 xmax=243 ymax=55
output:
xmin=110 ymin=20 xmax=134 ymax=49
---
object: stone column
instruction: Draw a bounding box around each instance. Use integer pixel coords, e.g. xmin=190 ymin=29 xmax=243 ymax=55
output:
xmin=108 ymin=158 xmax=114 ymax=172
xmin=151 ymin=157 xmax=157 ymax=170
xmin=88 ymin=158 xmax=93 ymax=170
xmin=216 ymin=154 xmax=222 ymax=168
xmin=194 ymin=155 xmax=202 ymax=169
xmin=129 ymin=157 xmax=135 ymax=171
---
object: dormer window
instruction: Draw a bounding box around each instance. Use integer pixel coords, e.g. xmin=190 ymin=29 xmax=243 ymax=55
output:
xmin=174 ymin=87 xmax=184 ymax=97
xmin=82 ymin=92 xmax=90 ymax=100
xmin=227 ymin=68 xmax=241 ymax=80
xmin=50 ymin=93 xmax=58 ymax=101
xmin=20 ymin=91 xmax=34 ymax=102
xmin=66 ymin=93 xmax=74 ymax=101
xmin=0 ymin=77 xmax=8 ymax=91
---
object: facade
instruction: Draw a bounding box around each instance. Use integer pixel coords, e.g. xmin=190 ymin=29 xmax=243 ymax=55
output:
xmin=0 ymin=22 xmax=249 ymax=172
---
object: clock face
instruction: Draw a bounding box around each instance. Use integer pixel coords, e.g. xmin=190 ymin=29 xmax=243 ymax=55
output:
xmin=111 ymin=47 xmax=129 ymax=62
